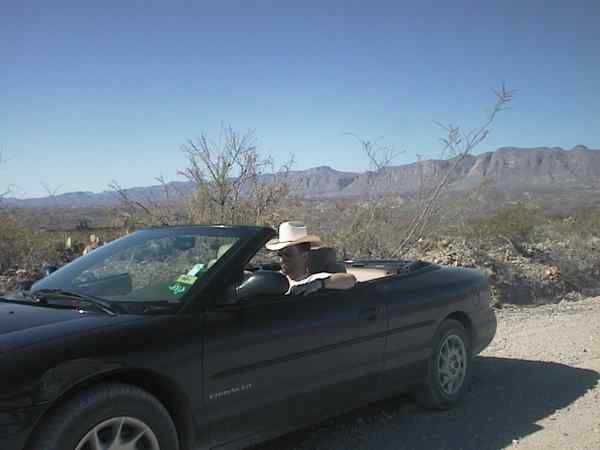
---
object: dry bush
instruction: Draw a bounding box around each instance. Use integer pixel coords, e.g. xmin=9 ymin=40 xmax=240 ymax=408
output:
xmin=454 ymin=204 xmax=600 ymax=295
xmin=110 ymin=177 xmax=189 ymax=227
xmin=537 ymin=209 xmax=600 ymax=292
xmin=0 ymin=213 xmax=61 ymax=273
xmin=394 ymin=85 xmax=515 ymax=255
xmin=0 ymin=203 xmax=123 ymax=275
xmin=0 ymin=153 xmax=61 ymax=274
xmin=111 ymin=125 xmax=294 ymax=228
xmin=321 ymin=197 xmax=408 ymax=259
xmin=181 ymin=126 xmax=264 ymax=225
xmin=326 ymin=86 xmax=514 ymax=259
xmin=545 ymin=209 xmax=600 ymax=238
xmin=462 ymin=202 xmax=543 ymax=248
xmin=317 ymin=135 xmax=406 ymax=259
xmin=181 ymin=125 xmax=293 ymax=226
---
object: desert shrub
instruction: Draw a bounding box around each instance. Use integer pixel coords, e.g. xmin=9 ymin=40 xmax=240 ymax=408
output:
xmin=457 ymin=205 xmax=600 ymax=294
xmin=332 ymin=85 xmax=514 ymax=259
xmin=537 ymin=208 xmax=600 ymax=291
xmin=0 ymin=213 xmax=61 ymax=272
xmin=544 ymin=209 xmax=600 ymax=239
xmin=111 ymin=126 xmax=293 ymax=228
xmin=290 ymin=195 xmax=411 ymax=260
xmin=326 ymin=203 xmax=395 ymax=259
xmin=549 ymin=235 xmax=600 ymax=291
xmin=462 ymin=203 xmax=543 ymax=245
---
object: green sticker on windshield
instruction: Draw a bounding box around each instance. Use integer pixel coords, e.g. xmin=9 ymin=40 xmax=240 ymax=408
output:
xmin=168 ymin=283 xmax=188 ymax=295
xmin=177 ymin=275 xmax=197 ymax=285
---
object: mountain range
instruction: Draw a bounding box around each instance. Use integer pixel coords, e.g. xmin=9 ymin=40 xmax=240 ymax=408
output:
xmin=4 ymin=145 xmax=599 ymax=208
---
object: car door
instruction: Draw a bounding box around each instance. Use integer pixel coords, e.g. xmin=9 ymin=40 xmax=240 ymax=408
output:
xmin=377 ymin=271 xmax=443 ymax=389
xmin=202 ymin=282 xmax=387 ymax=447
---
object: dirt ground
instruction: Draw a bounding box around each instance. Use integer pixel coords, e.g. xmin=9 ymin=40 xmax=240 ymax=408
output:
xmin=252 ymin=297 xmax=600 ymax=450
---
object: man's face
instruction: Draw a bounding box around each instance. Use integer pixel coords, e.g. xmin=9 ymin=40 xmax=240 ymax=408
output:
xmin=277 ymin=244 xmax=307 ymax=276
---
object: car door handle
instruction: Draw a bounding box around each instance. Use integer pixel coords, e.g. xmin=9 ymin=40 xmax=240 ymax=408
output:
xmin=359 ymin=306 xmax=379 ymax=321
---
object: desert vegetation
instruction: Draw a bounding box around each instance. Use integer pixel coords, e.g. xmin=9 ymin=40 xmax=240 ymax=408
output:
xmin=2 ymin=86 xmax=599 ymax=305
xmin=109 ymin=125 xmax=296 ymax=228
xmin=2 ymin=195 xmax=599 ymax=306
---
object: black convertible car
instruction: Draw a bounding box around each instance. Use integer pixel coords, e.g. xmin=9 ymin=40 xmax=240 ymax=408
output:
xmin=0 ymin=225 xmax=496 ymax=450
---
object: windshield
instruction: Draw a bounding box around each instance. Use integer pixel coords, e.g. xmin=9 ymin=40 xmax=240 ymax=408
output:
xmin=32 ymin=227 xmax=241 ymax=308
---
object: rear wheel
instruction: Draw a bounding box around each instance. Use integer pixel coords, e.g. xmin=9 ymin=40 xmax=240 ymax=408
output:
xmin=417 ymin=319 xmax=472 ymax=409
xmin=27 ymin=382 xmax=179 ymax=450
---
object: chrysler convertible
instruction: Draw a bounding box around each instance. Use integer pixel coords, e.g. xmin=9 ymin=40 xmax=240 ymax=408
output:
xmin=0 ymin=225 xmax=496 ymax=450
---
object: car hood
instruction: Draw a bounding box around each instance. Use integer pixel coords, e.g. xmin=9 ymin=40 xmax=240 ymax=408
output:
xmin=0 ymin=300 xmax=141 ymax=354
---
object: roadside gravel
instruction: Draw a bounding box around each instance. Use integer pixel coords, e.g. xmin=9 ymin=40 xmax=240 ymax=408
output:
xmin=252 ymin=297 xmax=600 ymax=450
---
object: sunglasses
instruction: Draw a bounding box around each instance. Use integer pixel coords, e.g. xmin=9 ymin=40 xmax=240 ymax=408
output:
xmin=277 ymin=247 xmax=301 ymax=258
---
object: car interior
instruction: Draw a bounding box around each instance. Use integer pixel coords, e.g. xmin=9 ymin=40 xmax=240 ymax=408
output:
xmin=246 ymin=246 xmax=398 ymax=284
xmin=308 ymin=247 xmax=397 ymax=282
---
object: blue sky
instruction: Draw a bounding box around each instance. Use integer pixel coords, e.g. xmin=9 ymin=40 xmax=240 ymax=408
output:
xmin=2 ymin=0 xmax=599 ymax=198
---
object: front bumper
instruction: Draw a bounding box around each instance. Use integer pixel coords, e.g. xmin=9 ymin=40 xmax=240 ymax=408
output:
xmin=472 ymin=305 xmax=497 ymax=355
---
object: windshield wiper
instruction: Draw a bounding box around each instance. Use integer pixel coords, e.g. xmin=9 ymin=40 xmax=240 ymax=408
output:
xmin=25 ymin=289 xmax=119 ymax=316
xmin=111 ymin=300 xmax=180 ymax=315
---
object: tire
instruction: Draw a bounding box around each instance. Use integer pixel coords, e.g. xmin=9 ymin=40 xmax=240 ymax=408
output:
xmin=27 ymin=382 xmax=179 ymax=450
xmin=417 ymin=319 xmax=472 ymax=410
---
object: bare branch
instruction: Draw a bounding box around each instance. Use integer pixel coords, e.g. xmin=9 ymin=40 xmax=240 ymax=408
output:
xmin=180 ymin=125 xmax=293 ymax=225
xmin=344 ymin=133 xmax=403 ymax=172
xmin=108 ymin=180 xmax=180 ymax=227
xmin=394 ymin=85 xmax=515 ymax=254
xmin=40 ymin=181 xmax=63 ymax=198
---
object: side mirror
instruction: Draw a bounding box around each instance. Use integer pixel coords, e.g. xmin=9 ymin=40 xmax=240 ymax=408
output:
xmin=227 ymin=271 xmax=289 ymax=303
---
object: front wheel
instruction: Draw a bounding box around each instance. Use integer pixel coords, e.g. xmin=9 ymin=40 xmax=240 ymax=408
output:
xmin=417 ymin=319 xmax=472 ymax=409
xmin=27 ymin=382 xmax=179 ymax=450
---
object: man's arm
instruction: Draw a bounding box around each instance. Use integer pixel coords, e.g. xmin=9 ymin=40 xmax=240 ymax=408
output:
xmin=287 ymin=272 xmax=357 ymax=296
xmin=323 ymin=272 xmax=357 ymax=290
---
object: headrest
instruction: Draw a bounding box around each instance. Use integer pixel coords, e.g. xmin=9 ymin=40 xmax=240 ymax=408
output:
xmin=308 ymin=247 xmax=347 ymax=274
xmin=207 ymin=243 xmax=234 ymax=268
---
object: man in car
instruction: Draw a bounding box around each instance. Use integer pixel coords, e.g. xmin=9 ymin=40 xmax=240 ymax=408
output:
xmin=266 ymin=221 xmax=357 ymax=295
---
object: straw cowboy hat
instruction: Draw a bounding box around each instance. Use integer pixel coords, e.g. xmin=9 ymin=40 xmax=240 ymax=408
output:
xmin=266 ymin=221 xmax=321 ymax=251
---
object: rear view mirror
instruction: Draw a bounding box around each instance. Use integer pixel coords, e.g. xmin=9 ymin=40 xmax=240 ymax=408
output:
xmin=73 ymin=272 xmax=133 ymax=297
xmin=173 ymin=236 xmax=196 ymax=251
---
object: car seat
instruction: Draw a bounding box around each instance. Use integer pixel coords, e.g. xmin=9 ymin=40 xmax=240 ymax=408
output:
xmin=307 ymin=247 xmax=347 ymax=274
xmin=207 ymin=243 xmax=234 ymax=268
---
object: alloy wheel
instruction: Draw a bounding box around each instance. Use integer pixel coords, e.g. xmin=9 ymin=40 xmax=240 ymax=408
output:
xmin=75 ymin=416 xmax=160 ymax=450
xmin=437 ymin=333 xmax=467 ymax=396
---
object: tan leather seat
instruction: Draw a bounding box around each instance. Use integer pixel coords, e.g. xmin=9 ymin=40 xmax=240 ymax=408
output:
xmin=207 ymin=243 xmax=234 ymax=268
xmin=346 ymin=266 xmax=394 ymax=282
xmin=307 ymin=247 xmax=347 ymax=274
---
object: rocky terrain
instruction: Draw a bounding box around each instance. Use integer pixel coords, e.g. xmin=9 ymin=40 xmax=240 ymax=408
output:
xmin=0 ymin=268 xmax=45 ymax=293
xmin=402 ymin=235 xmax=599 ymax=306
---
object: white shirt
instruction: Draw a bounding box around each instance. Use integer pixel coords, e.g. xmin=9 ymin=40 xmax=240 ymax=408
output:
xmin=286 ymin=272 xmax=331 ymax=294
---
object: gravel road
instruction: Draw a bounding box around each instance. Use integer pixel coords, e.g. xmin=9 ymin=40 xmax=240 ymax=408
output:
xmin=252 ymin=297 xmax=600 ymax=450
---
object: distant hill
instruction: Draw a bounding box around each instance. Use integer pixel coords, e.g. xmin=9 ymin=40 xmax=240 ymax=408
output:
xmin=339 ymin=145 xmax=600 ymax=195
xmin=4 ymin=145 xmax=600 ymax=208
